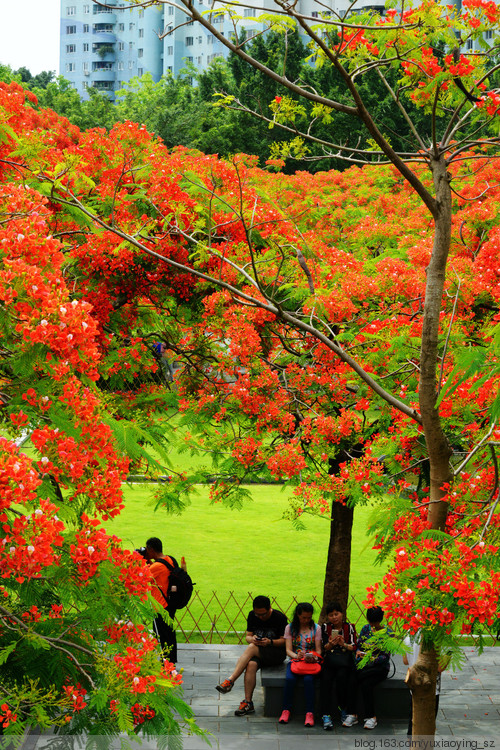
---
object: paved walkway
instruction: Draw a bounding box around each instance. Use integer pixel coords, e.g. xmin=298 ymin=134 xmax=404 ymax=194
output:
xmin=24 ymin=644 xmax=499 ymax=750
xmin=180 ymin=643 xmax=500 ymax=750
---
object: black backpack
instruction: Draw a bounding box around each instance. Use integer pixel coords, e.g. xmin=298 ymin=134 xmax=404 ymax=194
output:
xmin=157 ymin=557 xmax=194 ymax=610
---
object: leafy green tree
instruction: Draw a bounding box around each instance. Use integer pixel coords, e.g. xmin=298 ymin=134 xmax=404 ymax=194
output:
xmin=13 ymin=67 xmax=56 ymax=89
xmin=32 ymin=77 xmax=117 ymax=131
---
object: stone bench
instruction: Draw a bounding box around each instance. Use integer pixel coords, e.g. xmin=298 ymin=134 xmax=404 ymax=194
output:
xmin=261 ymin=660 xmax=411 ymax=719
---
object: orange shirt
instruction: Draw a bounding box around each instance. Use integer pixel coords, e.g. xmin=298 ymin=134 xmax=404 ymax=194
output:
xmin=149 ymin=557 xmax=173 ymax=607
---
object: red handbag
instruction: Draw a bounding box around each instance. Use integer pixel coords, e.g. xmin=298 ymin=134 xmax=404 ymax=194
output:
xmin=290 ymin=652 xmax=322 ymax=675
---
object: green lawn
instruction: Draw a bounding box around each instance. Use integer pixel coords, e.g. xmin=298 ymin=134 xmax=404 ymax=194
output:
xmin=104 ymin=483 xmax=385 ymax=641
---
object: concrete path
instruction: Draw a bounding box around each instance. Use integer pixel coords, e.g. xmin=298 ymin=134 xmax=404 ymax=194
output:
xmin=180 ymin=643 xmax=500 ymax=750
xmin=22 ymin=643 xmax=499 ymax=750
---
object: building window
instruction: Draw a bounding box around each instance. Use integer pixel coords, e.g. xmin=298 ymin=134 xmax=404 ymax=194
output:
xmin=83 ymin=61 xmax=89 ymax=72
xmin=186 ymin=36 xmax=193 ymax=46
xmin=187 ymin=56 xmax=193 ymax=63
xmin=67 ymin=6 xmax=76 ymax=16
xmin=129 ymin=22 xmax=135 ymax=30
xmin=83 ymin=43 xmax=89 ymax=51
xmin=167 ymin=45 xmax=173 ymax=55
xmin=466 ymin=38 xmax=473 ymax=50
xmin=83 ymin=4 xmax=90 ymax=13
xmin=118 ymin=23 xmax=124 ymax=31
xmin=66 ymin=25 xmax=76 ymax=34
xmin=139 ymin=28 xmax=144 ymax=37
xmin=129 ymin=60 xmax=134 ymax=69
xmin=66 ymin=44 xmax=76 ymax=53
xmin=65 ymin=62 xmax=76 ymax=72
xmin=138 ymin=67 xmax=144 ymax=76
xmin=485 ymin=30 xmax=493 ymax=39
xmin=118 ymin=61 xmax=124 ymax=70
xmin=197 ymin=56 xmax=202 ymax=64
xmin=213 ymin=14 xmax=224 ymax=23
xmin=83 ymin=81 xmax=89 ymax=90
xmin=138 ymin=48 xmax=144 ymax=57
xmin=118 ymin=42 xmax=125 ymax=50
xmin=129 ymin=41 xmax=134 ymax=49
xmin=198 ymin=36 xmax=203 ymax=43
xmin=168 ymin=5 xmax=174 ymax=14
xmin=311 ymin=11 xmax=319 ymax=18
xmin=83 ymin=24 xmax=89 ymax=32
xmin=243 ymin=8 xmax=255 ymax=16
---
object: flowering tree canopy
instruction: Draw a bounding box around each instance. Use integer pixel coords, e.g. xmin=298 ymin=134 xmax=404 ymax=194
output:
xmin=0 ymin=83 xmax=201 ymax=742
xmin=1 ymin=0 xmax=500 ymax=735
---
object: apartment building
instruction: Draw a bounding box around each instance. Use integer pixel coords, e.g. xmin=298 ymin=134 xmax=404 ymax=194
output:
xmin=60 ymin=0 xmax=470 ymax=101
xmin=60 ymin=0 xmax=270 ymax=100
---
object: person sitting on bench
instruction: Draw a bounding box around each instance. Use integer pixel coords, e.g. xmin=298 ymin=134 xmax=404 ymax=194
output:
xmin=216 ymin=595 xmax=287 ymax=716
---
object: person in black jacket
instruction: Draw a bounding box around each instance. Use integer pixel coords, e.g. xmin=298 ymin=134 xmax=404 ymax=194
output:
xmin=320 ymin=601 xmax=358 ymax=730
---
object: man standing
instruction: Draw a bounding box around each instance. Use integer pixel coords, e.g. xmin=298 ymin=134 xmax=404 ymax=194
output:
xmin=145 ymin=536 xmax=178 ymax=664
xmin=216 ymin=595 xmax=287 ymax=716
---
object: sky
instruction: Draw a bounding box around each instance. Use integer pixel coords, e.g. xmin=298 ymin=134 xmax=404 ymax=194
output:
xmin=0 ymin=0 xmax=60 ymax=75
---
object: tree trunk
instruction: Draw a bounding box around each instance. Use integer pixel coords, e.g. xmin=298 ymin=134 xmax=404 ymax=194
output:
xmin=412 ymin=155 xmax=454 ymax=738
xmin=320 ymin=447 xmax=365 ymax=620
xmin=406 ymin=647 xmax=439 ymax=743
xmin=321 ymin=500 xmax=354 ymax=620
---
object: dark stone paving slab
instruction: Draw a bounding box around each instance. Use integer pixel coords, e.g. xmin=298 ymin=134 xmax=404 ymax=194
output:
xmin=21 ymin=643 xmax=499 ymax=750
xmin=178 ymin=643 xmax=500 ymax=748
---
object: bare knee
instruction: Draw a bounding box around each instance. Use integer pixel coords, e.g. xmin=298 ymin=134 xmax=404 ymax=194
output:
xmin=246 ymin=659 xmax=258 ymax=675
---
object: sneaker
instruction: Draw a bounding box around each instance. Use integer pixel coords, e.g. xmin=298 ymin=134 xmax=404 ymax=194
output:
xmin=279 ymin=709 xmax=290 ymax=724
xmin=364 ymin=717 xmax=377 ymax=730
xmin=305 ymin=712 xmax=315 ymax=727
xmin=322 ymin=714 xmax=333 ymax=730
xmin=343 ymin=714 xmax=359 ymax=727
xmin=235 ymin=700 xmax=254 ymax=716
xmin=216 ymin=678 xmax=233 ymax=694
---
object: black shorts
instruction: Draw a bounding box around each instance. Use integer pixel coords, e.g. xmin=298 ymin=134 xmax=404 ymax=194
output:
xmin=250 ymin=646 xmax=286 ymax=669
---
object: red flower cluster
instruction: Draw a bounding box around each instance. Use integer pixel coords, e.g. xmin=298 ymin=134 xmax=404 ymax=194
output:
xmin=62 ymin=684 xmax=87 ymax=711
xmin=0 ymin=703 xmax=18 ymax=728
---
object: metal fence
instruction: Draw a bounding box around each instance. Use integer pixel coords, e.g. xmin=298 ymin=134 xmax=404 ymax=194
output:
xmin=175 ymin=591 xmax=499 ymax=645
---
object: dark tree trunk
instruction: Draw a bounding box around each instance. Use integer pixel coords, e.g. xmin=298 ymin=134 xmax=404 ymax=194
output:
xmin=320 ymin=446 xmax=365 ymax=621
xmin=321 ymin=500 xmax=354 ymax=619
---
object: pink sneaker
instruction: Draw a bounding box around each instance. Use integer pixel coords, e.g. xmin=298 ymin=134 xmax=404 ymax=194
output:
xmin=279 ymin=709 xmax=290 ymax=724
xmin=305 ymin=712 xmax=315 ymax=727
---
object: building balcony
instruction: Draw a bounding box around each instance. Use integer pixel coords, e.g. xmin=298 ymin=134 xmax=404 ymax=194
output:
xmin=92 ymin=42 xmax=116 ymax=60
xmin=90 ymin=69 xmax=115 ymax=82
xmin=92 ymin=27 xmax=116 ymax=41
xmin=93 ymin=11 xmax=117 ymax=23
xmin=92 ymin=80 xmax=115 ymax=92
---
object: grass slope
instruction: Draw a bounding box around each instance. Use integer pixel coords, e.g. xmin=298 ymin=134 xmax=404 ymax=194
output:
xmin=104 ymin=483 xmax=385 ymax=638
